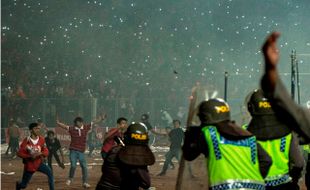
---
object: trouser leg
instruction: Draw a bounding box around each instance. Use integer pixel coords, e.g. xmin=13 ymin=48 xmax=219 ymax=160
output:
xmin=37 ymin=163 xmax=55 ymax=190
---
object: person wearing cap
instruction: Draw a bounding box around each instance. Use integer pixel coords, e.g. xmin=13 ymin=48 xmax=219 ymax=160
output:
xmin=16 ymin=123 xmax=54 ymax=190
xmin=182 ymin=98 xmax=272 ymax=190
xmin=244 ymin=89 xmax=303 ymax=189
xmin=57 ymin=114 xmax=106 ymax=188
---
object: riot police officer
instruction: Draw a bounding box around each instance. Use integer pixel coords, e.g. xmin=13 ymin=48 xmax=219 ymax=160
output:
xmin=96 ymin=122 xmax=155 ymax=190
xmin=182 ymin=98 xmax=272 ymax=190
xmin=245 ymin=89 xmax=303 ymax=190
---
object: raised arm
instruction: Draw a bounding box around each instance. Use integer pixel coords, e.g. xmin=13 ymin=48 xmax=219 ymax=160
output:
xmin=261 ymin=32 xmax=310 ymax=141
xmin=150 ymin=128 xmax=167 ymax=136
xmin=56 ymin=118 xmax=69 ymax=130
xmin=104 ymin=128 xmax=120 ymax=142
xmin=261 ymin=31 xmax=280 ymax=92
xmin=92 ymin=113 xmax=107 ymax=124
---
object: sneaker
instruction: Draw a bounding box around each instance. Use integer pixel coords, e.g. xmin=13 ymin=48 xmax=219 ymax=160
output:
xmin=66 ymin=179 xmax=72 ymax=186
xmin=83 ymin=183 xmax=91 ymax=188
xmin=60 ymin=163 xmax=65 ymax=169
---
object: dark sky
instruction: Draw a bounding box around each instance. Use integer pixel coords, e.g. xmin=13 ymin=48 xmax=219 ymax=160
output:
xmin=2 ymin=0 xmax=310 ymax=116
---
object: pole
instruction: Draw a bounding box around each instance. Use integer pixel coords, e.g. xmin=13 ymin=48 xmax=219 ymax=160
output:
xmin=175 ymin=87 xmax=198 ymax=190
xmin=296 ymin=59 xmax=301 ymax=104
xmin=291 ymin=50 xmax=296 ymax=100
xmin=224 ymin=71 xmax=228 ymax=101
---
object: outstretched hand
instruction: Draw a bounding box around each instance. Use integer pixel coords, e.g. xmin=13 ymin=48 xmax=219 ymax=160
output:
xmin=56 ymin=114 xmax=60 ymax=124
xmin=262 ymin=32 xmax=281 ymax=70
xmin=101 ymin=113 xmax=107 ymax=120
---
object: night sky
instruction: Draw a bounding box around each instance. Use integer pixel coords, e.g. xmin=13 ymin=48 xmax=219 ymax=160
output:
xmin=2 ymin=0 xmax=310 ymax=122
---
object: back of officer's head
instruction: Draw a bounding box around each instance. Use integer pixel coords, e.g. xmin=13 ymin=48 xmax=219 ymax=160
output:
xmin=124 ymin=122 xmax=149 ymax=145
xmin=197 ymin=98 xmax=231 ymax=125
xmin=247 ymin=89 xmax=274 ymax=116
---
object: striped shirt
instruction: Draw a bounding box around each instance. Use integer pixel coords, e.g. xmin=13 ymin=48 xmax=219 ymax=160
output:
xmin=68 ymin=124 xmax=91 ymax=152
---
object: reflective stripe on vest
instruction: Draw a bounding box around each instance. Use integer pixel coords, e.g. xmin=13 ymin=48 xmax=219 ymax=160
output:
xmin=202 ymin=126 xmax=265 ymax=190
xmin=257 ymin=134 xmax=292 ymax=186
xmin=265 ymin=174 xmax=291 ymax=187
xmin=212 ymin=181 xmax=265 ymax=190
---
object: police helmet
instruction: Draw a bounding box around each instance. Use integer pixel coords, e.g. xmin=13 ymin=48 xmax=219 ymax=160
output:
xmin=247 ymin=89 xmax=274 ymax=116
xmin=124 ymin=122 xmax=149 ymax=145
xmin=197 ymin=98 xmax=231 ymax=125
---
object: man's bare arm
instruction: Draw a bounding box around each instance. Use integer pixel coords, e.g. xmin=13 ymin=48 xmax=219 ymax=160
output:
xmin=92 ymin=113 xmax=107 ymax=124
xmin=261 ymin=32 xmax=310 ymax=141
xmin=56 ymin=118 xmax=69 ymax=130
xmin=261 ymin=31 xmax=280 ymax=92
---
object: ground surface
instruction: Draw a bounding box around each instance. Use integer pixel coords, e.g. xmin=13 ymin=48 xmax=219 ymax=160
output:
xmin=0 ymin=144 xmax=307 ymax=190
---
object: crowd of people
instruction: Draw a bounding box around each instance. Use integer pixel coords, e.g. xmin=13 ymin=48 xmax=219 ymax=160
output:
xmin=5 ymin=32 xmax=310 ymax=190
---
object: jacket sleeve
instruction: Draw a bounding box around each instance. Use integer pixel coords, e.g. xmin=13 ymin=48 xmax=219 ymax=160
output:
xmin=17 ymin=138 xmax=31 ymax=159
xmin=262 ymin=76 xmax=310 ymax=142
xmin=289 ymin=133 xmax=304 ymax=182
xmin=56 ymin=139 xmax=62 ymax=150
xmin=257 ymin=143 xmax=272 ymax=178
xmin=182 ymin=127 xmax=208 ymax=161
xmin=104 ymin=128 xmax=119 ymax=142
xmin=41 ymin=138 xmax=49 ymax=157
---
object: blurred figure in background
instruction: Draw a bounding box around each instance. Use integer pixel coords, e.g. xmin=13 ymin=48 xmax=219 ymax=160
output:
xmin=37 ymin=118 xmax=48 ymax=137
xmin=141 ymin=113 xmax=164 ymax=146
xmin=5 ymin=118 xmax=20 ymax=159
xmin=161 ymin=110 xmax=173 ymax=128
xmin=101 ymin=117 xmax=128 ymax=159
xmin=87 ymin=124 xmax=100 ymax=157
xmin=157 ymin=120 xmax=184 ymax=176
xmin=45 ymin=130 xmax=65 ymax=173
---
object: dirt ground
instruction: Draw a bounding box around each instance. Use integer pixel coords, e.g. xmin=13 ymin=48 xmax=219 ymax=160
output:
xmin=0 ymin=146 xmax=307 ymax=190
